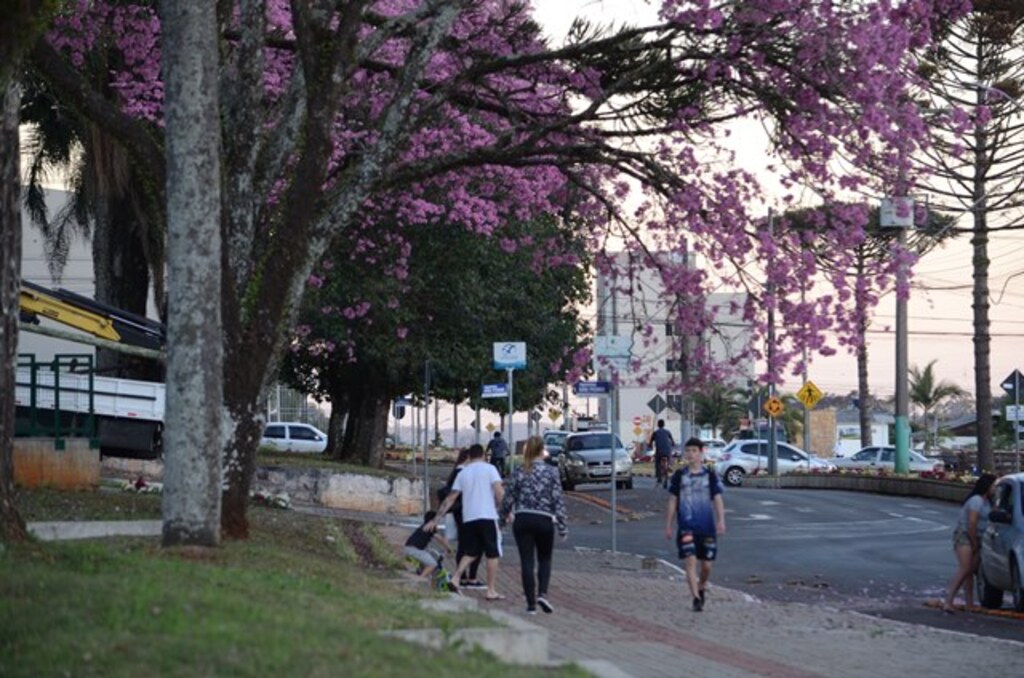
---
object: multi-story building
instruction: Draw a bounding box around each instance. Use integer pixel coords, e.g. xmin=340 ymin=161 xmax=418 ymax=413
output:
xmin=592 ymin=250 xmax=753 ymax=451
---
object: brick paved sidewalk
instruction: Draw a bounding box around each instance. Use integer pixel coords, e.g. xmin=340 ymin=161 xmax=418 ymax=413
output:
xmin=349 ymin=510 xmax=1024 ymax=678
xmin=440 ymin=544 xmax=1024 ymax=678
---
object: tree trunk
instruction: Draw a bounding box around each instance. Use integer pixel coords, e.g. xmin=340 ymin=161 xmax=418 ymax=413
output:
xmin=856 ymin=251 xmax=872 ymax=448
xmin=160 ymin=0 xmax=223 ymax=547
xmin=973 ymin=122 xmax=994 ymax=472
xmin=325 ymin=390 xmax=348 ymax=460
xmin=353 ymin=387 xmax=389 ymax=468
xmin=0 ymin=79 xmax=30 ymax=543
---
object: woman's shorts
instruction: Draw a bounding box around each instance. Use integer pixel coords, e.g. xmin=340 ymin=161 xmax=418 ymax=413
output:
xmin=952 ymin=526 xmax=972 ymax=548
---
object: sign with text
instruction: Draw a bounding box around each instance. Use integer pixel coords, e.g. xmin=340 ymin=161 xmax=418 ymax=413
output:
xmin=1001 ymin=369 xmax=1023 ymax=402
xmin=880 ymin=197 xmax=914 ymax=229
xmin=573 ymin=381 xmax=611 ymax=396
xmin=481 ymin=383 xmax=509 ymax=399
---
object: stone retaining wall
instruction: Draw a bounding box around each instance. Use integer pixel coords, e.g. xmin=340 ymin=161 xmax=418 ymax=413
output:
xmin=743 ymin=474 xmax=972 ymax=502
xmin=101 ymin=457 xmax=424 ymax=515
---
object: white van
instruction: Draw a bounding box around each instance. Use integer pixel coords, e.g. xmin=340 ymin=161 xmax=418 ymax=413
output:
xmin=260 ymin=422 xmax=328 ymax=453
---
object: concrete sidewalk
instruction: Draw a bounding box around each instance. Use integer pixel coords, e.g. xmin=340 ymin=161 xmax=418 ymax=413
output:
xmin=29 ymin=511 xmax=1024 ymax=678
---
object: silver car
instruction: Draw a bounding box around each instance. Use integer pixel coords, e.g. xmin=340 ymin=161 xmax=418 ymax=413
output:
xmin=559 ymin=431 xmax=633 ymax=491
xmin=714 ymin=439 xmax=836 ymax=486
xmin=542 ymin=430 xmax=569 ymax=467
xmin=978 ymin=473 xmax=1024 ymax=610
xmin=832 ymin=446 xmax=943 ymax=474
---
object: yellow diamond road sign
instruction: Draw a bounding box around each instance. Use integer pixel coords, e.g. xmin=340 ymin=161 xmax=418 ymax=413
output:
xmin=796 ymin=381 xmax=823 ymax=409
xmin=764 ymin=396 xmax=784 ymax=417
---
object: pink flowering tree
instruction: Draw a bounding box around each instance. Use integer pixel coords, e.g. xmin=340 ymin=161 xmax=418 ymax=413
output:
xmin=28 ymin=0 xmax=968 ymax=537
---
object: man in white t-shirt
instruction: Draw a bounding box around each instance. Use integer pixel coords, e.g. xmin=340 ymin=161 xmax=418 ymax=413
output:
xmin=429 ymin=444 xmax=505 ymax=599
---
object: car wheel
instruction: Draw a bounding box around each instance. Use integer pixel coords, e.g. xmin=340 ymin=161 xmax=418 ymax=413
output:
xmin=625 ymin=477 xmax=634 ymax=490
xmin=1012 ymin=558 xmax=1024 ymax=612
xmin=977 ymin=562 xmax=1004 ymax=609
xmin=724 ymin=466 xmax=745 ymax=487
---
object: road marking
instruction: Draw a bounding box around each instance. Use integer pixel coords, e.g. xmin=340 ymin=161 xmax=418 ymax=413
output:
xmin=760 ymin=500 xmax=781 ymax=506
xmin=733 ymin=513 xmax=774 ymax=521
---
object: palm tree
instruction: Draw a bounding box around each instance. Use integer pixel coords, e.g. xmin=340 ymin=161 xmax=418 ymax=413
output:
xmin=693 ymin=384 xmax=746 ymax=439
xmin=909 ymin=360 xmax=967 ymax=452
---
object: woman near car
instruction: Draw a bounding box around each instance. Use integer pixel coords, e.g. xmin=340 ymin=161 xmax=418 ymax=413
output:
xmin=942 ymin=473 xmax=997 ymax=613
xmin=500 ymin=435 xmax=568 ymax=615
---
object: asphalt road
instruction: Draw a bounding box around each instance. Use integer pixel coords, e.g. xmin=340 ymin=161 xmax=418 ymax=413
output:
xmin=559 ymin=475 xmax=1024 ymax=643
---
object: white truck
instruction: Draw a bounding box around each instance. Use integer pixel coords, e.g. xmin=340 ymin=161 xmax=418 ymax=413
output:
xmin=15 ymin=361 xmax=165 ymax=458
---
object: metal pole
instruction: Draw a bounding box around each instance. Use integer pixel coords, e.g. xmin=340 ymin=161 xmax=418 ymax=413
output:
xmin=1015 ymin=374 xmax=1021 ymax=473
xmin=423 ymin=361 xmax=430 ymax=512
xmin=610 ymin=384 xmax=618 ymax=554
xmin=766 ymin=210 xmax=778 ymax=476
xmin=563 ymin=383 xmax=570 ymax=431
xmin=507 ymin=367 xmax=514 ymax=473
xmin=802 ymin=287 xmax=811 ymax=466
xmin=895 ymin=223 xmax=910 ymax=474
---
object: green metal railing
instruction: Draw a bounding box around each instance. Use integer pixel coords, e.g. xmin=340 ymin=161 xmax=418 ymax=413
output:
xmin=15 ymin=353 xmax=98 ymax=449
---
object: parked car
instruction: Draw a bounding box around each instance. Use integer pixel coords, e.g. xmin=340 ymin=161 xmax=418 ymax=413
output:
xmin=977 ymin=472 xmax=1024 ymax=610
xmin=702 ymin=438 xmax=727 ymax=462
xmin=559 ymin=431 xmax=633 ymax=491
xmin=714 ymin=439 xmax=836 ymax=486
xmin=542 ymin=430 xmax=569 ymax=466
xmin=260 ymin=422 xmax=328 ymax=453
xmin=832 ymin=446 xmax=943 ymax=474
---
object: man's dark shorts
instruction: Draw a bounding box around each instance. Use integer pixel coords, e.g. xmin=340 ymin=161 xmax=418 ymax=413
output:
xmin=461 ymin=518 xmax=501 ymax=559
xmin=677 ymin=530 xmax=717 ymax=561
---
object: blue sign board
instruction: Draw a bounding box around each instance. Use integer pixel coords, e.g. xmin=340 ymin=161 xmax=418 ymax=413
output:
xmin=573 ymin=381 xmax=611 ymax=396
xmin=482 ymin=383 xmax=509 ymax=399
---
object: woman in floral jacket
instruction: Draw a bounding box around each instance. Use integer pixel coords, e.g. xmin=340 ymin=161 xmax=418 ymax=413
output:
xmin=500 ymin=435 xmax=569 ymax=614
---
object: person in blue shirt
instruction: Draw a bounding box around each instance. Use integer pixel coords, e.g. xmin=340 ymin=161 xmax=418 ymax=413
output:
xmin=648 ymin=419 xmax=675 ymax=488
xmin=664 ymin=437 xmax=725 ymax=612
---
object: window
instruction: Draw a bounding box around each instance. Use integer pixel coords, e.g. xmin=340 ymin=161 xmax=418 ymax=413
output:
xmin=289 ymin=425 xmax=321 ymax=441
xmin=853 ymin=449 xmax=875 ymax=462
xmin=665 ymin=322 xmax=675 ymax=336
xmin=263 ymin=425 xmax=286 ymax=439
xmin=879 ymin=449 xmax=895 ymax=463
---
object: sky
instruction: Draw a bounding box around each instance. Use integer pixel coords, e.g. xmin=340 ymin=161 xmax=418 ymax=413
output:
xmin=531 ymin=0 xmax=1024 ymax=401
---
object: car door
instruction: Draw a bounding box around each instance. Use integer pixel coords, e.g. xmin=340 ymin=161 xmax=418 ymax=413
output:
xmin=287 ymin=424 xmax=325 ymax=453
xmin=878 ymin=448 xmax=896 ymax=470
xmin=981 ymin=480 xmax=1015 ymax=589
xmin=262 ymin=424 xmax=286 ymax=450
xmin=776 ymin=444 xmax=808 ymax=473
xmin=846 ymin=448 xmax=879 ymax=469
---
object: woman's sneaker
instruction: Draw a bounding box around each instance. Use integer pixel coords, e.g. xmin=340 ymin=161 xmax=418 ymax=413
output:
xmin=526 ymin=607 xmax=537 ymax=615
xmin=537 ymin=597 xmax=554 ymax=614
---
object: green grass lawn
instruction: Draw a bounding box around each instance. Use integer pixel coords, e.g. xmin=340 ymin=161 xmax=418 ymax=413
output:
xmin=2 ymin=489 xmax=585 ymax=677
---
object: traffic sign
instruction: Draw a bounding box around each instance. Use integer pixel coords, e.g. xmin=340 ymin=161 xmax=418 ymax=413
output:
xmin=548 ymin=408 xmax=561 ymax=422
xmin=573 ymin=381 xmax=611 ymax=396
xmin=647 ymin=394 xmax=667 ymax=414
xmin=493 ymin=341 xmax=527 ymax=370
xmin=481 ymin=383 xmax=509 ymax=399
xmin=1001 ymin=369 xmax=1023 ymax=402
xmin=796 ymin=381 xmax=823 ymax=409
xmin=1006 ymin=405 xmax=1024 ymax=422
xmin=764 ymin=396 xmax=784 ymax=418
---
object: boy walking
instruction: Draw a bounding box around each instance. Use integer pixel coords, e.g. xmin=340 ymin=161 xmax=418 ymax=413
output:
xmin=664 ymin=437 xmax=725 ymax=611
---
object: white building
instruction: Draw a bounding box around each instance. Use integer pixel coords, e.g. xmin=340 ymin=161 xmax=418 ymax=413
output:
xmin=17 ymin=189 xmax=99 ymax=365
xmin=593 ymin=251 xmax=753 ymax=451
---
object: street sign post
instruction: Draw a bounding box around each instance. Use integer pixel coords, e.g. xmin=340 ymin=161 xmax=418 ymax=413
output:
xmin=1002 ymin=369 xmax=1023 ymax=472
xmin=493 ymin=341 xmax=527 ymax=475
xmin=764 ymin=396 xmax=784 ymax=418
